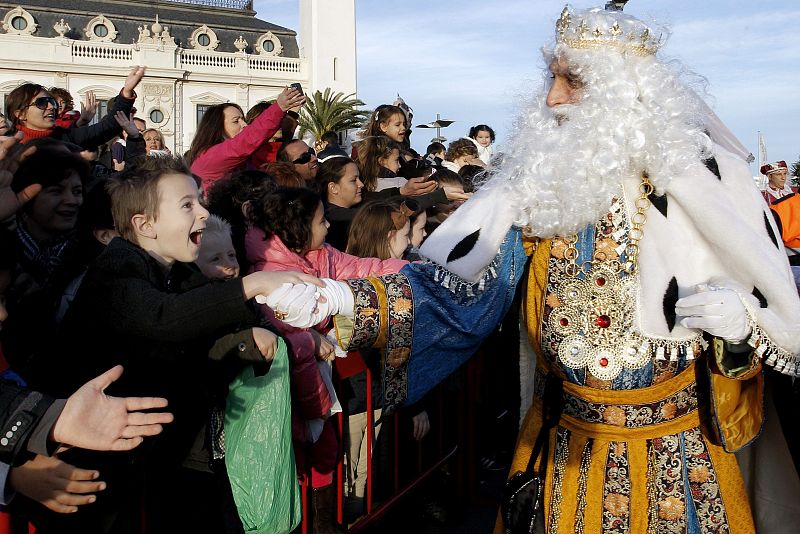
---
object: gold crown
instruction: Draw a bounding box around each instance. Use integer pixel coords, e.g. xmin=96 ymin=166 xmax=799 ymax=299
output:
xmin=555 ymin=6 xmax=663 ymax=57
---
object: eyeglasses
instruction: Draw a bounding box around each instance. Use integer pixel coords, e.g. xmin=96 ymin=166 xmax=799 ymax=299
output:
xmin=292 ymin=147 xmax=316 ymax=165
xmin=26 ymin=96 xmax=59 ymax=111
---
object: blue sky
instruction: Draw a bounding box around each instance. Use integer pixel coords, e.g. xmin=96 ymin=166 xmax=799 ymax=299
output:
xmin=254 ymin=0 xmax=800 ymax=173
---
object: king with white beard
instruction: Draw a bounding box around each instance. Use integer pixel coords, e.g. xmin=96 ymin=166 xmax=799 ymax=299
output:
xmin=268 ymin=4 xmax=800 ymax=533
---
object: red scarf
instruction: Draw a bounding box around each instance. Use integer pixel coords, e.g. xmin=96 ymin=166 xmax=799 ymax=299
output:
xmin=17 ymin=124 xmax=55 ymax=144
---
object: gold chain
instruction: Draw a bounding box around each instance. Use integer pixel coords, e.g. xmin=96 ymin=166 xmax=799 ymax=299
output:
xmin=624 ymin=172 xmax=653 ymax=275
xmin=566 ymin=171 xmax=653 ymax=277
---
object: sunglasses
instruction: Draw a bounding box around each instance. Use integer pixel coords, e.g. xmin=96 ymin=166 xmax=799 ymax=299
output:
xmin=292 ymin=147 xmax=316 ymax=165
xmin=26 ymin=96 xmax=59 ymax=111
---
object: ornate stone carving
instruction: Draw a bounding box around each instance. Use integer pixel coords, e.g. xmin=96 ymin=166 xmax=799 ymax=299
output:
xmin=53 ymin=19 xmax=70 ymax=38
xmin=3 ymin=7 xmax=38 ymax=36
xmin=234 ymin=35 xmax=248 ymax=53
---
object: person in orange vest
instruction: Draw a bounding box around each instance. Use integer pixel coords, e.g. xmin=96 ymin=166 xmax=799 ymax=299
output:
xmin=770 ymin=192 xmax=800 ymax=265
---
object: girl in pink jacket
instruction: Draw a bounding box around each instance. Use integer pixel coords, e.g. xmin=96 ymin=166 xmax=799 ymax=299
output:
xmin=244 ymin=186 xmax=406 ymax=510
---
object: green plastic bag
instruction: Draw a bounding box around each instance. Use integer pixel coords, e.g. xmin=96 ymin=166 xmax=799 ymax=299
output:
xmin=225 ymin=338 xmax=301 ymax=534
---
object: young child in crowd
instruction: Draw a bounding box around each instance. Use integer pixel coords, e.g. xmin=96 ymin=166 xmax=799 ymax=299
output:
xmin=359 ymin=136 xmax=402 ymax=193
xmin=205 ymin=169 xmax=277 ymax=272
xmin=441 ymin=138 xmax=482 ymax=174
xmin=194 ymin=213 xmax=289 ymax=534
xmin=245 ymin=186 xmax=407 ymax=534
xmin=425 ymin=142 xmax=446 ymax=166
xmin=343 ymin=199 xmax=429 ymax=521
xmin=24 ymin=156 xmax=319 ymax=534
xmin=467 ymin=124 xmax=495 ymax=166
xmin=354 ymin=105 xmax=438 ymax=199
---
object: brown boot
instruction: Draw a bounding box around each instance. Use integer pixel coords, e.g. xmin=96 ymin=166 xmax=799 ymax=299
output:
xmin=311 ymin=484 xmax=345 ymax=534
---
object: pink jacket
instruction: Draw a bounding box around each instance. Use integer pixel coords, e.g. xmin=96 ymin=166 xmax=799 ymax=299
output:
xmin=245 ymin=227 xmax=407 ymax=424
xmin=190 ymin=104 xmax=285 ymax=191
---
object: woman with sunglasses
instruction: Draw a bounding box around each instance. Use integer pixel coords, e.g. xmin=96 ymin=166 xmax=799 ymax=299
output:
xmin=6 ymin=66 xmax=145 ymax=149
xmin=187 ymin=86 xmax=305 ymax=192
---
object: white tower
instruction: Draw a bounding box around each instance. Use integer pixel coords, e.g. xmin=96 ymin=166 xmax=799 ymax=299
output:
xmin=299 ymin=0 xmax=357 ymax=97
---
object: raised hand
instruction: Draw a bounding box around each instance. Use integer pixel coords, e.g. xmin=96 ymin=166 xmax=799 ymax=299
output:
xmin=276 ymin=87 xmax=306 ymax=112
xmin=76 ymin=91 xmax=98 ymax=127
xmin=114 ymin=111 xmax=141 ymax=139
xmin=122 ymin=65 xmax=146 ymax=99
xmin=51 ymin=365 xmax=174 ymax=451
xmin=0 ymin=134 xmax=39 ymax=220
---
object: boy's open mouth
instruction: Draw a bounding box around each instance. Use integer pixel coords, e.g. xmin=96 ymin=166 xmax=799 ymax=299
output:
xmin=189 ymin=229 xmax=203 ymax=245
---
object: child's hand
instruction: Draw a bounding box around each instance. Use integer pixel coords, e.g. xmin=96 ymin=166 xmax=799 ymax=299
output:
xmin=310 ymin=330 xmax=335 ymax=361
xmin=9 ymin=455 xmax=105 ymax=513
xmin=400 ymin=177 xmax=437 ymax=197
xmin=411 ymin=411 xmax=430 ymax=441
xmin=443 ymin=184 xmax=471 ymax=202
xmin=252 ymin=327 xmax=278 ymax=361
xmin=244 ymin=270 xmax=324 ymax=299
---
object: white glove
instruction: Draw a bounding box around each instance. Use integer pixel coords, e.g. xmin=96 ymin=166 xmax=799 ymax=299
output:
xmin=675 ymin=285 xmax=751 ymax=343
xmin=310 ymin=279 xmax=355 ymax=325
xmin=256 ymin=283 xmax=320 ymax=328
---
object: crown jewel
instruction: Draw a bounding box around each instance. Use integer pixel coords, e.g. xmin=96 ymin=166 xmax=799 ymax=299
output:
xmin=555 ymin=5 xmax=663 ymax=56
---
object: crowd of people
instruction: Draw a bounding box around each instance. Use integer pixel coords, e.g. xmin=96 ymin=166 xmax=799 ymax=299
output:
xmin=1 ymin=4 xmax=799 ymax=534
xmin=0 ymin=57 xmax=504 ymax=533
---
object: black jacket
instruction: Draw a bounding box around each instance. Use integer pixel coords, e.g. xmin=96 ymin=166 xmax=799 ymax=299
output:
xmin=0 ymin=379 xmax=64 ymax=466
xmin=34 ymin=91 xmax=136 ymax=151
xmin=20 ymin=238 xmax=261 ymax=532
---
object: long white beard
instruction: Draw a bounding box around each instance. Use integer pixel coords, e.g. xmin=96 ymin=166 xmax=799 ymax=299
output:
xmin=488 ymin=52 xmax=712 ymax=239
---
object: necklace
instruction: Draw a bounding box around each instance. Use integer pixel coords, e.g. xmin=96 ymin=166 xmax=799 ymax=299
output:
xmin=547 ymin=173 xmax=701 ymax=381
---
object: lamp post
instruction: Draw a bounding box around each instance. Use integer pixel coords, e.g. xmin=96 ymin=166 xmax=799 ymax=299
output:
xmin=415 ymin=113 xmax=455 ymax=144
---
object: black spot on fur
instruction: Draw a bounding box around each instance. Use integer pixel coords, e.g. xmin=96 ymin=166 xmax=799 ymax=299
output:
xmin=764 ymin=212 xmax=780 ymax=249
xmin=752 ymin=287 xmax=768 ymax=308
xmin=663 ymin=276 xmax=679 ymax=332
xmin=447 ymin=229 xmax=480 ymax=263
xmin=703 ymin=157 xmax=721 ymax=180
xmin=649 ymin=192 xmax=668 ymax=218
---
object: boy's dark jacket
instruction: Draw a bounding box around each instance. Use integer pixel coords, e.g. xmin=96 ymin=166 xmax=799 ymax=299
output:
xmin=20 ymin=237 xmax=263 ymax=530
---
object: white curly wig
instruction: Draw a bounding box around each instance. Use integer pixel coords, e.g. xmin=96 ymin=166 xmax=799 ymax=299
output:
xmin=489 ymin=7 xmax=714 ymax=238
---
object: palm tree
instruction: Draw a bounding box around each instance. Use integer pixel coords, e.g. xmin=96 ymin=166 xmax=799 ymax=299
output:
xmin=298 ymin=88 xmax=369 ymax=150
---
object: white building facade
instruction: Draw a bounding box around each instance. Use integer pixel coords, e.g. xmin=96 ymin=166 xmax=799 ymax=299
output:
xmin=0 ymin=0 xmax=356 ymax=153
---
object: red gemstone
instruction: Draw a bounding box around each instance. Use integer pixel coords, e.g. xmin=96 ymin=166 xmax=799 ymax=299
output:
xmin=599 ymin=357 xmax=609 ymax=367
xmin=596 ymin=277 xmax=606 ymax=286
xmin=559 ymin=317 xmax=569 ymax=327
xmin=595 ymin=315 xmax=611 ymax=328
